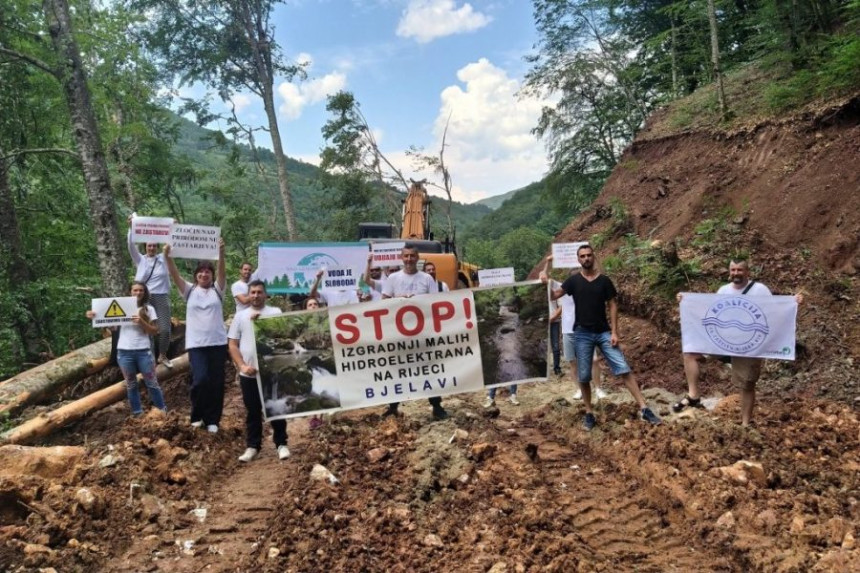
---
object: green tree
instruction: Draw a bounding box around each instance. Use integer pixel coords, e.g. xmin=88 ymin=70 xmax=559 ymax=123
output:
xmin=133 ymin=0 xmax=305 ymax=240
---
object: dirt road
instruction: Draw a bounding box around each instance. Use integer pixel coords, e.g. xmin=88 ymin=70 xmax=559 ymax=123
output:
xmin=4 ymin=369 xmax=854 ymax=572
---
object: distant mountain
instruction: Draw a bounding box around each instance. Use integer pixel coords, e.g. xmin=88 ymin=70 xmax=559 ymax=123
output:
xmin=475 ymin=188 xmax=519 ymax=210
xmin=169 ymin=112 xmax=492 ymax=240
xmin=462 ymin=178 xmax=571 ymax=243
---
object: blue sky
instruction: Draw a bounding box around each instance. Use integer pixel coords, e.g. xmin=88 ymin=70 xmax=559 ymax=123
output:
xmin=180 ymin=0 xmax=553 ymax=204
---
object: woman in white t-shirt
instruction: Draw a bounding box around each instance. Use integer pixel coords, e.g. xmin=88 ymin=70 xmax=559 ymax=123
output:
xmin=87 ymin=282 xmax=167 ymax=415
xmin=164 ymin=240 xmax=228 ymax=433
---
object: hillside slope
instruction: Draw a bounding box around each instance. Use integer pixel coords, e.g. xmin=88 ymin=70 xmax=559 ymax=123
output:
xmin=538 ymin=94 xmax=859 ymax=405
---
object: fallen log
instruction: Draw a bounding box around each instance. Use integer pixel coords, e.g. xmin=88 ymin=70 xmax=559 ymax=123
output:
xmin=0 ymin=354 xmax=190 ymax=446
xmin=0 ymin=322 xmax=185 ymax=421
xmin=0 ymin=337 xmax=113 ymax=421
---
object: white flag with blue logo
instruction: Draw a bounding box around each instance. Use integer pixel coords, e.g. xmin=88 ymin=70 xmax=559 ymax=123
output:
xmin=680 ymin=294 xmax=797 ymax=360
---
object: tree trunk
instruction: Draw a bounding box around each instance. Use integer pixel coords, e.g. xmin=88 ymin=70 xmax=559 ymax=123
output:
xmin=237 ymin=0 xmax=299 ymax=241
xmin=1 ymin=354 xmax=190 ymax=445
xmin=43 ymin=0 xmax=127 ymax=296
xmin=263 ymin=90 xmax=299 ymax=241
xmin=707 ymin=0 xmax=729 ymax=119
xmin=0 ymin=150 xmax=42 ymax=359
xmin=670 ymin=17 xmax=679 ymax=98
xmin=0 ymin=337 xmax=113 ymax=420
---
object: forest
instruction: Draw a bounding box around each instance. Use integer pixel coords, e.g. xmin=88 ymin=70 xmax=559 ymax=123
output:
xmin=1 ymin=0 xmax=857 ymax=379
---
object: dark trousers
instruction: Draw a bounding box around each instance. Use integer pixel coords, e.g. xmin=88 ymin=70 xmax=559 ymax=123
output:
xmin=550 ymin=321 xmax=561 ymax=372
xmin=239 ymin=374 xmax=287 ymax=449
xmin=390 ymin=397 xmax=442 ymax=410
xmin=188 ymin=345 xmax=227 ymax=426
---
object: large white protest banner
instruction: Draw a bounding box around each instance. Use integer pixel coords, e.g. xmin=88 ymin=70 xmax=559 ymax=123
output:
xmin=253 ymin=282 xmax=548 ymax=420
xmin=131 ymin=216 xmax=173 ymax=243
xmin=169 ymin=224 xmax=220 ymax=260
xmin=680 ymin=293 xmax=797 ymax=360
xmin=256 ymin=242 xmax=369 ymax=294
xmin=371 ymin=242 xmax=405 ymax=268
xmin=331 ymin=291 xmax=483 ymax=407
xmin=91 ymin=297 xmax=138 ymax=328
xmin=552 ymin=242 xmax=590 ymax=268
xmin=478 ymin=267 xmax=515 ymax=286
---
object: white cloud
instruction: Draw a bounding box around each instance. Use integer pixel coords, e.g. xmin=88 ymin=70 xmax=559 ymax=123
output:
xmin=277 ymin=72 xmax=347 ymax=120
xmin=419 ymin=58 xmax=551 ymax=202
xmin=295 ymin=52 xmax=314 ymax=69
xmin=397 ymin=0 xmax=491 ymax=44
xmin=231 ymin=94 xmax=252 ymax=112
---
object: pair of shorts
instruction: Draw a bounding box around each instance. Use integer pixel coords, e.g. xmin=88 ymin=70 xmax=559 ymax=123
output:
xmin=573 ymin=328 xmax=630 ymax=383
xmin=731 ymin=357 xmax=762 ymax=390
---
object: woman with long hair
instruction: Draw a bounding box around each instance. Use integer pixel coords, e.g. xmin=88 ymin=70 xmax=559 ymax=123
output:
xmin=164 ymin=239 xmax=228 ymax=433
xmin=87 ymin=282 xmax=167 ymax=415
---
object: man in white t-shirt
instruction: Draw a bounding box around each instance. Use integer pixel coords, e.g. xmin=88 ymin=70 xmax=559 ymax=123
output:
xmin=228 ymin=280 xmax=289 ymax=462
xmin=675 ymin=259 xmax=804 ymax=426
xmin=232 ymin=262 xmax=254 ymax=313
xmin=381 ymin=246 xmax=448 ymax=420
xmin=363 ymin=253 xmax=386 ymax=301
xmin=310 ymin=269 xmax=360 ymax=307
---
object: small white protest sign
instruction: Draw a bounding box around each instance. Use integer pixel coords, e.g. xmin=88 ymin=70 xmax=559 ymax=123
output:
xmin=320 ymin=266 xmax=359 ymax=289
xmin=91 ymin=297 xmax=138 ymax=327
xmin=371 ymin=242 xmax=405 ymax=268
xmin=169 ymin=224 xmax=220 ymax=260
xmin=478 ymin=267 xmax=515 ymax=287
xmin=131 ymin=216 xmax=173 ymax=243
xmin=552 ymin=242 xmax=590 ymax=268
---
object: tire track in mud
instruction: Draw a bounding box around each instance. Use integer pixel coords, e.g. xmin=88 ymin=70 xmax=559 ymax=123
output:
xmin=477 ymin=424 xmax=735 ymax=572
xmin=104 ymin=390 xmax=302 ymax=573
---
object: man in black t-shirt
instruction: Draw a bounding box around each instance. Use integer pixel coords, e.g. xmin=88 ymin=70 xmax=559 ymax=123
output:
xmin=542 ymin=245 xmax=661 ymax=430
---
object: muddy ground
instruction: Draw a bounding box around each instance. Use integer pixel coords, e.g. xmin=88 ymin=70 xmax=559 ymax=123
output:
xmin=1 ymin=358 xmax=857 ymax=572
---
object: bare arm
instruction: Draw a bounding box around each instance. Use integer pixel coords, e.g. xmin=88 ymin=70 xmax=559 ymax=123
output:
xmin=228 ymin=337 xmax=256 ymax=376
xmin=162 ymin=245 xmax=188 ymax=296
xmin=126 ymin=224 xmax=142 ymax=266
xmin=216 ymin=239 xmax=226 ymax=291
xmin=364 ymin=253 xmax=377 ymax=288
xmin=540 ymin=255 xmax=565 ymax=300
xmin=135 ymin=310 xmax=158 ymax=335
xmin=608 ymin=298 xmax=619 ymax=346
xmin=310 ymin=269 xmax=324 ymax=299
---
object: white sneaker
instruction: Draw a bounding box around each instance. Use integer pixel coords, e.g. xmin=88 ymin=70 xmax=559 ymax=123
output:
xmin=595 ymin=387 xmax=608 ymax=399
xmin=238 ymin=448 xmax=258 ymax=462
xmin=190 ymin=420 xmax=204 ymax=428
xmin=206 ymin=424 xmax=218 ymax=433
xmin=483 ymin=397 xmax=495 ymax=408
xmin=572 ymin=390 xmax=583 ymax=400
xmin=277 ymin=445 xmax=290 ymax=460
xmin=509 ymin=394 xmax=520 ymax=406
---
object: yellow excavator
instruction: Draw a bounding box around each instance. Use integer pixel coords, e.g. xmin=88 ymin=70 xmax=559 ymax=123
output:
xmin=359 ymin=180 xmax=479 ymax=290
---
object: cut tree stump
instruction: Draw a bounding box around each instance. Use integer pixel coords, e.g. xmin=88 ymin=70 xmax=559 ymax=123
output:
xmin=0 ymin=354 xmax=189 ymax=445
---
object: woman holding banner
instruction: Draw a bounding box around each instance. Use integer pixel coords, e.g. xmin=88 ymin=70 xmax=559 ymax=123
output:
xmin=128 ymin=215 xmax=173 ymax=368
xmin=86 ymin=282 xmax=167 ymax=416
xmin=164 ymin=239 xmax=228 ymax=433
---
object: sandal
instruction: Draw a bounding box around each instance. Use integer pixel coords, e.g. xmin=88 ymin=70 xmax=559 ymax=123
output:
xmin=672 ymin=395 xmax=704 ymax=413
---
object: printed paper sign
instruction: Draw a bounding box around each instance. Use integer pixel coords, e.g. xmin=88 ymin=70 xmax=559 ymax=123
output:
xmin=256 ymin=243 xmax=370 ymax=294
xmin=319 ymin=266 xmax=358 ymax=289
xmin=169 ymin=224 xmax=220 ymax=260
xmin=371 ymin=242 xmax=405 ymax=268
xmin=131 ymin=217 xmax=173 ymax=243
xmin=91 ymin=297 xmax=138 ymax=327
xmin=478 ymin=267 xmax=515 ymax=286
xmin=552 ymin=242 xmax=590 ymax=268
xmin=253 ymin=282 xmax=548 ymax=420
xmin=680 ymin=293 xmax=797 ymax=359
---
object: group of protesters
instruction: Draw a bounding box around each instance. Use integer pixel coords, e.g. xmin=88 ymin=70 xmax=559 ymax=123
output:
xmin=103 ymin=217 xmax=801 ymax=463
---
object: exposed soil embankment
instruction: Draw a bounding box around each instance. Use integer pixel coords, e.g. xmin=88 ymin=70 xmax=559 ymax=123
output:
xmin=536 ymin=94 xmax=859 ymax=405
